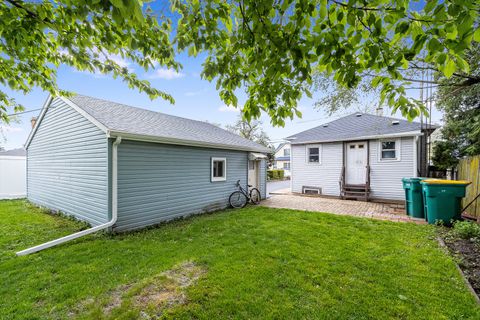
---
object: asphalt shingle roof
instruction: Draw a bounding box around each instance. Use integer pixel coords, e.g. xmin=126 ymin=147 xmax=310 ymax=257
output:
xmin=287 ymin=113 xmax=429 ymax=144
xmin=68 ymin=94 xmax=269 ymax=153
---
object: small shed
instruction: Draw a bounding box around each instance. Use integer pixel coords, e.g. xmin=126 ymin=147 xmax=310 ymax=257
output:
xmin=25 ymin=94 xmax=269 ymax=232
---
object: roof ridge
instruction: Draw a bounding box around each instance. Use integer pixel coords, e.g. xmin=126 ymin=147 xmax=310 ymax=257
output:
xmin=287 ymin=112 xmax=421 ymax=139
xmin=73 ymin=94 xmax=186 ymax=120
xmin=286 ymin=111 xmax=426 ymax=143
xmin=72 ymin=93 xmax=232 ymax=131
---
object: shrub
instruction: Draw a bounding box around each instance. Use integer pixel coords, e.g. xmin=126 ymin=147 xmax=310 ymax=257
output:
xmin=451 ymin=220 xmax=480 ymax=240
xmin=267 ymin=169 xmax=285 ymax=180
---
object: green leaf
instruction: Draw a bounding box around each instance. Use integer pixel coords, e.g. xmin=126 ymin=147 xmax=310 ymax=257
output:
xmin=395 ymin=21 xmax=410 ymax=35
xmin=319 ymin=0 xmax=327 ymax=18
xmin=427 ymin=37 xmax=442 ymax=52
xmin=474 ymin=28 xmax=480 ymax=42
xmin=443 ymin=57 xmax=456 ymax=78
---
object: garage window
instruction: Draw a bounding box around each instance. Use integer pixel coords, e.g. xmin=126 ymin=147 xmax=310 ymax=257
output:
xmin=211 ymin=157 xmax=226 ymax=182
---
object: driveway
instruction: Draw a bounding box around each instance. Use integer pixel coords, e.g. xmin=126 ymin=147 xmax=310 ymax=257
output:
xmin=267 ymin=180 xmax=290 ymax=196
xmin=262 ymin=194 xmax=425 ymax=224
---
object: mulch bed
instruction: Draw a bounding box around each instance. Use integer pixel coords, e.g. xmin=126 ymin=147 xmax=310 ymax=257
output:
xmin=440 ymin=231 xmax=480 ymax=297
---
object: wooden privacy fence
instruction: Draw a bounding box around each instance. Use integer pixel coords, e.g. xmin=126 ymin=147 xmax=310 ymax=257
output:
xmin=457 ymin=155 xmax=480 ymax=220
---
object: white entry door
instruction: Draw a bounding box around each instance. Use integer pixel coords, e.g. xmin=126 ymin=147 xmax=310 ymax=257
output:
xmin=248 ymin=160 xmax=258 ymax=188
xmin=346 ymin=142 xmax=367 ymax=185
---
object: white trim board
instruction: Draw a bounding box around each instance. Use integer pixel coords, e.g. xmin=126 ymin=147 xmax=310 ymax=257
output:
xmin=59 ymin=97 xmax=109 ymax=133
xmin=211 ymin=157 xmax=227 ymax=182
xmin=289 ymin=130 xmax=423 ymax=145
xmin=377 ymin=138 xmax=402 ymax=162
xmin=24 ymin=95 xmax=52 ymax=149
xmin=24 ymin=95 xmax=108 ymax=149
xmin=108 ymin=131 xmax=269 ymax=153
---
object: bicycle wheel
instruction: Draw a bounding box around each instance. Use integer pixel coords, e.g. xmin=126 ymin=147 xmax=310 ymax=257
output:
xmin=250 ymin=188 xmax=261 ymax=205
xmin=229 ymin=191 xmax=248 ymax=208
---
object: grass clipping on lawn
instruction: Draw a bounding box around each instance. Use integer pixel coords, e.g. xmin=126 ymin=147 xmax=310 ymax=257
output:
xmin=73 ymin=261 xmax=206 ymax=319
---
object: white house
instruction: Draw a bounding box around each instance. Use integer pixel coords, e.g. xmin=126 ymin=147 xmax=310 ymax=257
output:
xmin=272 ymin=143 xmax=291 ymax=177
xmin=286 ymin=113 xmax=437 ymax=202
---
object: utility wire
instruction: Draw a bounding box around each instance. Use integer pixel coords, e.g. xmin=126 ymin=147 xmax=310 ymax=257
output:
xmin=6 ymin=108 xmax=42 ymax=117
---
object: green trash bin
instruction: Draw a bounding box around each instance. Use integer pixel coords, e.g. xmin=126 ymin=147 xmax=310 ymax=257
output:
xmin=402 ymin=177 xmax=425 ymax=219
xmin=420 ymin=179 xmax=471 ymax=225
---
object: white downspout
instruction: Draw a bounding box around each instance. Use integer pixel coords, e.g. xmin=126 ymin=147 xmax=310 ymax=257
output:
xmin=16 ymin=137 xmax=122 ymax=256
xmin=413 ymin=136 xmax=418 ymax=178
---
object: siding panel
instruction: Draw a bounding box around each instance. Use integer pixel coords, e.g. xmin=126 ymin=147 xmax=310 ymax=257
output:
xmin=291 ymin=138 xmax=415 ymax=200
xmin=291 ymin=142 xmax=343 ymax=196
xmin=369 ymin=137 xmax=414 ymax=200
xmin=27 ymin=98 xmax=109 ymax=225
xmin=115 ymin=141 xmax=249 ymax=232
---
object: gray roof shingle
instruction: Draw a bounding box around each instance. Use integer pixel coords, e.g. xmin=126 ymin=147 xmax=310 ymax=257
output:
xmin=0 ymin=148 xmax=26 ymax=156
xmin=287 ymin=113 xmax=431 ymax=144
xmin=67 ymin=94 xmax=269 ymax=153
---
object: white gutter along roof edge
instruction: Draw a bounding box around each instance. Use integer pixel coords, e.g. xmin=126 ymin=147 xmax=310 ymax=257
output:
xmin=107 ymin=130 xmax=270 ymax=153
xmin=287 ymin=130 xmax=423 ymax=145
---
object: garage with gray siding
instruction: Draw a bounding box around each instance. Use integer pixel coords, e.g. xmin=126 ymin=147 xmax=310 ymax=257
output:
xmin=26 ymin=94 xmax=269 ymax=232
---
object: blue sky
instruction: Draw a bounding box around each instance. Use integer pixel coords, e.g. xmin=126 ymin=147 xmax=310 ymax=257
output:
xmin=1 ymin=46 xmax=442 ymax=150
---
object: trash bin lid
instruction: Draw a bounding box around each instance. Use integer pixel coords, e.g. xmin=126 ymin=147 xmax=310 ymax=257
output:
xmin=421 ymin=179 xmax=471 ymax=185
xmin=402 ymin=177 xmax=426 ymax=182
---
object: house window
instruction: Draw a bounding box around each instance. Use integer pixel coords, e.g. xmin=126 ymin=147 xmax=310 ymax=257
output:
xmin=307 ymin=145 xmax=321 ymax=163
xmin=211 ymin=157 xmax=226 ymax=182
xmin=380 ymin=141 xmax=397 ymax=160
xmin=283 ymin=148 xmax=290 ymax=156
xmin=283 ymin=162 xmax=290 ymax=170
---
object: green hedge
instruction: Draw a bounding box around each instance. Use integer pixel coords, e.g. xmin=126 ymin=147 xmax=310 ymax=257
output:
xmin=267 ymin=169 xmax=285 ymax=180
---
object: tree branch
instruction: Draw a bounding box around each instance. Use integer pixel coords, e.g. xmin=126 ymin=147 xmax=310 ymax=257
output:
xmin=6 ymin=0 xmax=52 ymax=23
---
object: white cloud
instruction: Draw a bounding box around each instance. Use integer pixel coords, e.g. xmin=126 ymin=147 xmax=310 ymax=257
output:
xmin=0 ymin=126 xmax=23 ymax=133
xmin=218 ymin=104 xmax=240 ymax=113
xmin=185 ymin=88 xmax=207 ymax=97
xmin=106 ymin=54 xmax=130 ymax=68
xmin=148 ymin=68 xmax=184 ymax=80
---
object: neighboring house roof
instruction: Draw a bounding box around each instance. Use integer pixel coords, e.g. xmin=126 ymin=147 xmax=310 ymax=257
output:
xmin=275 ymin=156 xmax=290 ymax=161
xmin=27 ymin=94 xmax=270 ymax=153
xmin=0 ymin=148 xmax=26 ymax=157
xmin=287 ymin=113 xmax=437 ymax=144
xmin=275 ymin=142 xmax=287 ymax=153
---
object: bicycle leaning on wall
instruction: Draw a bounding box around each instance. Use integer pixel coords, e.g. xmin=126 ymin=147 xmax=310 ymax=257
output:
xmin=229 ymin=180 xmax=261 ymax=208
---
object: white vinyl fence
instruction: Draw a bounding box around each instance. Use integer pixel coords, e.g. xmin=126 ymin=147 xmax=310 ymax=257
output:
xmin=0 ymin=156 xmax=26 ymax=199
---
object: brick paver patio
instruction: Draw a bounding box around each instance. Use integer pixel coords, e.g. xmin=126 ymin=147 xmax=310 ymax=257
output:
xmin=262 ymin=194 xmax=426 ymax=224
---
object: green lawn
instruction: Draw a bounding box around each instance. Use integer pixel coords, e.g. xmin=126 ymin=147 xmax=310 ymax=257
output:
xmin=0 ymin=200 xmax=479 ymax=319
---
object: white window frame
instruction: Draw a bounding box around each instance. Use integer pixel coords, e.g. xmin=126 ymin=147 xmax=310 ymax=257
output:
xmin=211 ymin=157 xmax=227 ymax=182
xmin=378 ymin=139 xmax=401 ymax=162
xmin=306 ymin=144 xmax=322 ymax=164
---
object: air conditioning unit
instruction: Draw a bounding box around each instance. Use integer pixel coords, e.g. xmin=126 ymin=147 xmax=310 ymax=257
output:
xmin=302 ymin=186 xmax=322 ymax=195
